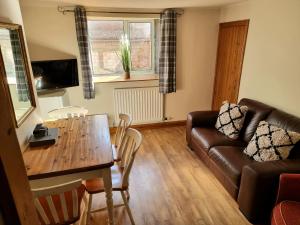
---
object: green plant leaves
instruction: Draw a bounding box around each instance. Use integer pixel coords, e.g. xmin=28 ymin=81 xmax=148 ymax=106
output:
xmin=119 ymin=34 xmax=131 ymax=72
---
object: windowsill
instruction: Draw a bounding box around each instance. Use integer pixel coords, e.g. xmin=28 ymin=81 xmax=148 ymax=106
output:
xmin=93 ymin=74 xmax=159 ymax=83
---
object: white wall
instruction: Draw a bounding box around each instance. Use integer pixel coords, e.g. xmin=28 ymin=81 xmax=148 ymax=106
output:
xmin=0 ymin=0 xmax=42 ymax=151
xmin=21 ymin=5 xmax=219 ymax=125
xmin=220 ymin=0 xmax=300 ymax=117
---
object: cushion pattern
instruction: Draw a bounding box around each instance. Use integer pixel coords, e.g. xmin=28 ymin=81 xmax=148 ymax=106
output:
xmin=244 ymin=121 xmax=300 ymax=162
xmin=215 ymin=101 xmax=248 ymax=139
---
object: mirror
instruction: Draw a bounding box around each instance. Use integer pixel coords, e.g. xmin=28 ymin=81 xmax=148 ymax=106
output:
xmin=0 ymin=23 xmax=36 ymax=127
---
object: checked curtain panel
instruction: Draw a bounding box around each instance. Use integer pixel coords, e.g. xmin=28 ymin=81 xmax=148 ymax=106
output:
xmin=9 ymin=30 xmax=30 ymax=102
xmin=74 ymin=6 xmax=95 ymax=99
xmin=159 ymin=9 xmax=177 ymax=94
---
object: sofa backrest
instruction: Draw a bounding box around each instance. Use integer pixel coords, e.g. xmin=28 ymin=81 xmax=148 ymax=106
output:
xmin=266 ymin=109 xmax=300 ymax=132
xmin=266 ymin=109 xmax=300 ymax=159
xmin=238 ymin=98 xmax=274 ymax=142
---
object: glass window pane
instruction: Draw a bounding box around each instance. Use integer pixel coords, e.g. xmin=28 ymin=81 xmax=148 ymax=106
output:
xmin=88 ymin=20 xmax=124 ymax=75
xmin=129 ymin=22 xmax=152 ymax=71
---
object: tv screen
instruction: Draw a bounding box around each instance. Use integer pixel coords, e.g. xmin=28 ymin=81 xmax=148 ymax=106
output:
xmin=31 ymin=59 xmax=79 ymax=91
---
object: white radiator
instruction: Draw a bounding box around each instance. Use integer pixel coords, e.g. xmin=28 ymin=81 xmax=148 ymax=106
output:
xmin=114 ymin=86 xmax=164 ymax=125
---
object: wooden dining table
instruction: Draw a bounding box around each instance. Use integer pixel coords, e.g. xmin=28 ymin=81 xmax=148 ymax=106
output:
xmin=23 ymin=114 xmax=115 ymax=225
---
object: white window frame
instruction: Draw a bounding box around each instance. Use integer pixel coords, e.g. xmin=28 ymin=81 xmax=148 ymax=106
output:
xmin=88 ymin=18 xmax=156 ymax=77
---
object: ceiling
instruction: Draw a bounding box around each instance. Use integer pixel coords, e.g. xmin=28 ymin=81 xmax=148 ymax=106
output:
xmin=20 ymin=0 xmax=246 ymax=9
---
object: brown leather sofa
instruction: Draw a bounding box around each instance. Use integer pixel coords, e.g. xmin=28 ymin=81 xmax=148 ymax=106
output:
xmin=186 ymin=98 xmax=300 ymax=224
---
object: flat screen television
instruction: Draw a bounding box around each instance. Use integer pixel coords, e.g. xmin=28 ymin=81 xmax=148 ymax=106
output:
xmin=31 ymin=59 xmax=79 ymax=92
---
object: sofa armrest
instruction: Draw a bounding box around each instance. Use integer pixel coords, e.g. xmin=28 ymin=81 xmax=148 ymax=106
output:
xmin=186 ymin=111 xmax=219 ymax=147
xmin=276 ymin=173 xmax=300 ymax=204
xmin=237 ymin=160 xmax=300 ymax=224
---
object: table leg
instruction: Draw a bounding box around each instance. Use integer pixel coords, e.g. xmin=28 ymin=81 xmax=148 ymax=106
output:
xmin=103 ymin=168 xmax=114 ymax=225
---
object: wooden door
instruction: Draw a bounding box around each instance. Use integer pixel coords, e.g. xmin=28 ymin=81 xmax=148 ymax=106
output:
xmin=212 ymin=20 xmax=249 ymax=110
xmin=0 ymin=50 xmax=39 ymax=225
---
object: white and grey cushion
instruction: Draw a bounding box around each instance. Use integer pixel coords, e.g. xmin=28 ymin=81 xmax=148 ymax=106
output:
xmin=215 ymin=101 xmax=248 ymax=139
xmin=243 ymin=121 xmax=300 ymax=162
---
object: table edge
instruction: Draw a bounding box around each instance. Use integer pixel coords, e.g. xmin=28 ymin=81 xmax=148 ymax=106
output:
xmin=27 ymin=161 xmax=114 ymax=180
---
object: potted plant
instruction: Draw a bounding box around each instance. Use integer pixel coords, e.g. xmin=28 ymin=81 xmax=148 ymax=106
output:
xmin=119 ymin=34 xmax=131 ymax=79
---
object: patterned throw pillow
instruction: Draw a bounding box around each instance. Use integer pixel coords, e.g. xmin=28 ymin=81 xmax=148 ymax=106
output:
xmin=215 ymin=101 xmax=248 ymax=139
xmin=243 ymin=121 xmax=300 ymax=162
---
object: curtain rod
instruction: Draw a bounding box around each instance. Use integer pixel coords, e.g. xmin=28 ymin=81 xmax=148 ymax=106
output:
xmin=57 ymin=6 xmax=183 ymax=16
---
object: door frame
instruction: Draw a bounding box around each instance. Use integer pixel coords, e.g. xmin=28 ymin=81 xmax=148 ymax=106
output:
xmin=212 ymin=19 xmax=249 ymax=109
xmin=0 ymin=48 xmax=40 ymax=225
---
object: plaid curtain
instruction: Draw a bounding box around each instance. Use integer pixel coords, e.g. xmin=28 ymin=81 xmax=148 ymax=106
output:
xmin=159 ymin=9 xmax=177 ymax=94
xmin=74 ymin=6 xmax=95 ymax=99
xmin=9 ymin=30 xmax=29 ymax=102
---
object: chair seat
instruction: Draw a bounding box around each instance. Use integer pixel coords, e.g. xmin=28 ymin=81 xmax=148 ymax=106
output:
xmin=85 ymin=165 xmax=126 ymax=194
xmin=272 ymin=201 xmax=300 ymax=225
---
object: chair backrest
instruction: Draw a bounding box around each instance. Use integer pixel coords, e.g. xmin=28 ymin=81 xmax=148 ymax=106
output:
xmin=276 ymin=173 xmax=300 ymax=204
xmin=114 ymin=113 xmax=132 ymax=149
xmin=32 ymin=180 xmax=85 ymax=225
xmin=48 ymin=106 xmax=88 ymax=119
xmin=118 ymin=128 xmax=142 ymax=188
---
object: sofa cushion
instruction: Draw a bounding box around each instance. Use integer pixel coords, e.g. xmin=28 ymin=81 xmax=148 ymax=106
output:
xmin=266 ymin=109 xmax=300 ymax=159
xmin=243 ymin=121 xmax=300 ymax=162
xmin=215 ymin=101 xmax=248 ymax=139
xmin=209 ymin=146 xmax=253 ymax=186
xmin=191 ymin=128 xmax=246 ymax=153
xmin=239 ymin=98 xmax=274 ymax=143
xmin=272 ymin=201 xmax=300 ymax=225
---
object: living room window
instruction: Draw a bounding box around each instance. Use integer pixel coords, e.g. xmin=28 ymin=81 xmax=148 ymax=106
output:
xmin=88 ymin=19 xmax=158 ymax=76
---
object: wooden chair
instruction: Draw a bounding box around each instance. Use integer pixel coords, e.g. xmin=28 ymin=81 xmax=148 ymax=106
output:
xmin=85 ymin=128 xmax=142 ymax=225
xmin=48 ymin=106 xmax=88 ymax=119
xmin=112 ymin=113 xmax=132 ymax=162
xmin=31 ymin=180 xmax=86 ymax=225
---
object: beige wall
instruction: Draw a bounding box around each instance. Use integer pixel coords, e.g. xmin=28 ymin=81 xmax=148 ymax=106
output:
xmin=0 ymin=0 xmax=42 ymax=151
xmin=220 ymin=0 xmax=300 ymax=117
xmin=21 ymin=5 xmax=219 ymax=125
xmin=167 ymin=8 xmax=219 ymax=121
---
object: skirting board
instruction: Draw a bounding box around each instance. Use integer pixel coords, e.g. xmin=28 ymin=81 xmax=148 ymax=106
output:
xmin=110 ymin=120 xmax=186 ymax=133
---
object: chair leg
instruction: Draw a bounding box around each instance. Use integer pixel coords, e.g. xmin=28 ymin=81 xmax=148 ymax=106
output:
xmin=126 ymin=189 xmax=130 ymax=201
xmin=85 ymin=194 xmax=93 ymax=225
xmin=79 ymin=201 xmax=87 ymax=225
xmin=121 ymin=191 xmax=135 ymax=225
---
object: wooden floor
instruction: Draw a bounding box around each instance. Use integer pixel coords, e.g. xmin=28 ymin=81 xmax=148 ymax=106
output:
xmin=88 ymin=126 xmax=251 ymax=225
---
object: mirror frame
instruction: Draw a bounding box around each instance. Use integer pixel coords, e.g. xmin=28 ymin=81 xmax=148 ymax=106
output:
xmin=0 ymin=22 xmax=36 ymax=127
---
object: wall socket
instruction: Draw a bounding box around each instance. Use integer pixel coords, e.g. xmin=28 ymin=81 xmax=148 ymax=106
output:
xmin=164 ymin=116 xmax=173 ymax=121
